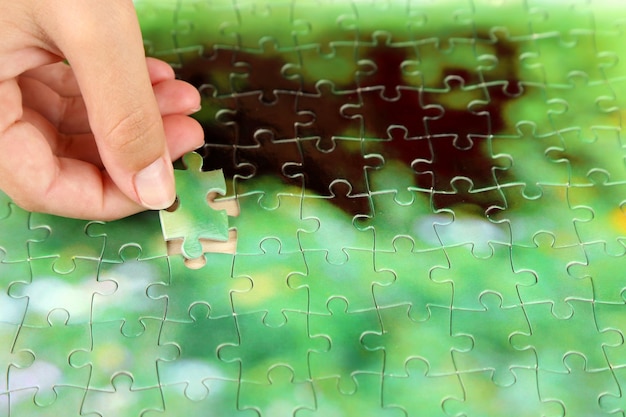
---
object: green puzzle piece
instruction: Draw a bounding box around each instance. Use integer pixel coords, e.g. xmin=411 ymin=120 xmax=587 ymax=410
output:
xmin=159 ymin=152 xmax=229 ymax=259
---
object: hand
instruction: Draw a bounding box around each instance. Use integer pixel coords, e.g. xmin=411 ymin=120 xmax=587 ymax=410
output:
xmin=0 ymin=0 xmax=204 ymax=220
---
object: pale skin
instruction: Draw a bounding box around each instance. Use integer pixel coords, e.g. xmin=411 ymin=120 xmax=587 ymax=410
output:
xmin=0 ymin=0 xmax=204 ymax=221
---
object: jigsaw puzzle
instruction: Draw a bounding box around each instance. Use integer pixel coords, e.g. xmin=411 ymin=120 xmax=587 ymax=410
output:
xmin=2 ymin=0 xmax=626 ymax=415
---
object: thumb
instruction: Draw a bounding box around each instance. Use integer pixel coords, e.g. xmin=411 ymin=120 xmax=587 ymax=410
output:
xmin=36 ymin=0 xmax=175 ymax=209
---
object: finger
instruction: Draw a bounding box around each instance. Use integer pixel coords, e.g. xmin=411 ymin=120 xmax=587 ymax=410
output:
xmin=19 ymin=75 xmax=91 ymax=134
xmin=0 ymin=77 xmax=204 ymax=220
xmin=21 ymin=62 xmax=81 ymax=97
xmin=20 ymin=58 xmax=175 ymax=99
xmin=34 ymin=0 xmax=176 ymax=210
xmin=20 ymin=107 xmax=102 ymax=166
xmin=162 ymin=114 xmax=205 ymax=159
xmin=20 ymin=75 xmax=200 ymax=135
xmin=153 ymin=79 xmax=202 ymax=116
xmin=0 ymin=79 xmax=141 ymax=220
xmin=0 ymin=113 xmax=203 ymax=221
xmin=146 ymin=57 xmax=176 ymax=85
xmin=26 ymin=112 xmax=204 ymax=171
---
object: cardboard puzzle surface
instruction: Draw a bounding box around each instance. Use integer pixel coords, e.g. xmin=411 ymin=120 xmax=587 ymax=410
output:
xmin=2 ymin=0 xmax=626 ymax=415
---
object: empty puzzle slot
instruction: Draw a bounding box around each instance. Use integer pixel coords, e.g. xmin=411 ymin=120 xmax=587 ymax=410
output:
xmin=166 ymin=229 xmax=238 ymax=268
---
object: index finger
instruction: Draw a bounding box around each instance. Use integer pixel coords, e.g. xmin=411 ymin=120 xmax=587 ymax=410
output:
xmin=32 ymin=0 xmax=176 ymax=210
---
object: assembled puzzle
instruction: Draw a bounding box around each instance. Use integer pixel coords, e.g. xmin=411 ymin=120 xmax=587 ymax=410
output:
xmin=2 ymin=0 xmax=626 ymax=415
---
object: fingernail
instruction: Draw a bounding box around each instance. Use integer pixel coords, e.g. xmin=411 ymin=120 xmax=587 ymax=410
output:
xmin=134 ymin=157 xmax=175 ymax=209
xmin=189 ymin=105 xmax=202 ymax=114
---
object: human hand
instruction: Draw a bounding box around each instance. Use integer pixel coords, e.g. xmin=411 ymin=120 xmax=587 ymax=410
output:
xmin=0 ymin=0 xmax=204 ymax=220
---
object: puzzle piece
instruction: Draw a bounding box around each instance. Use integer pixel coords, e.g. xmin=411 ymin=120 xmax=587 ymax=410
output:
xmin=288 ymin=249 xmax=393 ymax=314
xmin=238 ymin=365 xmax=316 ymax=416
xmin=299 ymin=374 xmax=404 ymax=417
xmin=0 ymin=322 xmax=34 ymax=395
xmin=159 ymin=152 xmax=230 ymax=259
xmin=230 ymin=39 xmax=304 ymax=101
xmin=353 ymin=31 xmax=422 ymax=98
xmin=286 ymin=38 xmax=362 ymax=93
xmin=520 ymin=32 xmax=606 ymax=85
xmin=512 ymin=232 xmax=591 ymax=318
xmin=92 ymin=246 xmax=169 ymax=336
xmin=169 ymin=1 xmax=239 ymax=65
xmin=86 ymin=210 xmax=166 ymax=263
xmin=430 ymin=243 xmax=535 ymax=311
xmin=294 ymin=137 xmax=380 ymax=200
xmin=9 ymin=309 xmax=90 ymax=405
xmin=546 ymin=74 xmax=621 ymax=140
xmin=228 ymin=1 xmax=300 ymax=51
xmin=298 ymin=186 xmax=375 ymax=264
xmin=144 ymin=379 xmax=254 ymax=417
xmin=28 ymin=213 xmax=104 ymax=272
xmin=69 ymin=319 xmax=179 ymax=390
xmin=568 ymin=171 xmax=626 ymax=253
xmin=9 ymin=386 xmax=84 ymax=417
xmin=528 ymin=2 xmax=595 ymax=44
xmin=487 ymin=184 xmax=588 ymax=247
xmin=490 ymin=122 xmax=570 ymax=197
xmin=135 ymin=0 xmax=184 ymax=63
xmin=295 ymin=80 xmax=361 ymax=154
xmin=372 ymin=236 xmax=451 ymax=320
xmin=289 ymin=1 xmax=356 ymax=53
xmin=568 ymin=242 xmax=626 ymax=304
xmin=0 ymin=259 xmax=29 ymax=324
xmin=216 ymin=91 xmax=307 ymax=147
xmin=474 ymin=26 xmax=539 ymax=87
xmin=218 ymin=311 xmax=328 ymax=384
xmin=410 ymin=19 xmax=483 ymax=90
xmin=450 ymin=293 xmax=535 ymax=386
xmin=365 ymin=5 xmax=447 ymax=48
xmin=308 ymin=298 xmax=382 ymax=392
xmin=412 ymin=135 xmax=497 ymax=193
xmin=545 ymin=127 xmax=626 ymax=186
xmin=231 ymin=238 xmax=307 ymax=320
xmin=147 ymin=252 xmax=249 ymax=321
xmin=362 ymin=129 xmax=426 ymax=203
xmin=510 ymin=300 xmax=621 ymax=372
xmin=600 ymin=365 xmax=626 ymax=415
xmin=496 ymin=82 xmax=566 ymax=137
xmin=233 ymin=131 xmax=303 ymax=198
xmin=0 ymin=201 xmax=45 ymax=262
xmin=593 ymin=302 xmax=626 ymax=367
xmin=362 ymin=305 xmax=472 ymax=377
xmin=355 ymin=189 xmax=452 ymax=252
xmin=381 ymin=358 xmax=463 ymax=417
xmin=443 ymin=368 xmax=565 ymax=417
xmin=231 ymin=188 xmax=317 ymax=255
xmin=432 ymin=195 xmax=510 ymax=256
xmin=173 ymin=45 xmax=249 ymax=96
xmin=157 ymin=303 xmax=240 ymax=389
xmin=9 ymin=257 xmax=115 ymax=326
xmin=342 ymin=86 xmax=442 ymax=140
xmin=537 ymin=354 xmax=618 ymax=417
xmin=80 ymin=373 xmax=163 ymax=417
